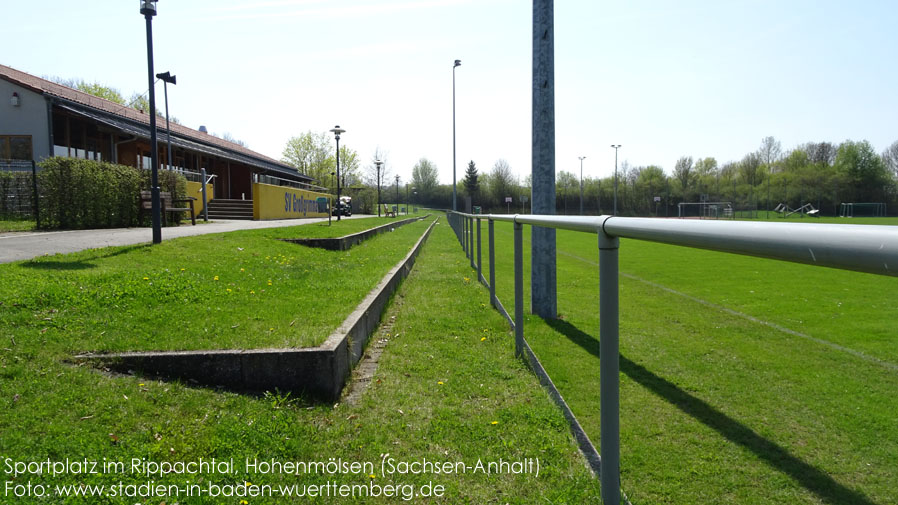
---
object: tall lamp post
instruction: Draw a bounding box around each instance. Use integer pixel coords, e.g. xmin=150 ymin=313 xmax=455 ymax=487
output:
xmin=395 ymin=175 xmax=400 ymax=212
xmin=578 ymin=156 xmax=586 ymax=215
xmin=452 ymin=59 xmax=461 ymax=211
xmin=155 ymin=71 xmax=176 ymax=171
xmin=330 ymin=126 xmax=345 ymax=221
xmin=611 ymin=144 xmax=621 ymax=216
xmin=141 ymin=0 xmax=162 ymax=244
xmin=375 ymin=159 xmax=383 ymax=217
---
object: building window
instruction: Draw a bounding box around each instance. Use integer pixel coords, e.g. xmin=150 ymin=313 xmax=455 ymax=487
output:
xmin=0 ymin=136 xmax=33 ymax=160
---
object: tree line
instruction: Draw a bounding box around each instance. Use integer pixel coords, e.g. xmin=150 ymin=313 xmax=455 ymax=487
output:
xmin=308 ymin=136 xmax=897 ymax=217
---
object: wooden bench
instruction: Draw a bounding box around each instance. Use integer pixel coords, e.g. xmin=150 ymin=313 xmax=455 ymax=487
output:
xmin=139 ymin=191 xmax=196 ymax=226
xmin=382 ymin=203 xmax=396 ymax=217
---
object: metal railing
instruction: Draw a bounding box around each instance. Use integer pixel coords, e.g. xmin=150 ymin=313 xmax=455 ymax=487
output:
xmin=446 ymin=211 xmax=898 ymax=504
xmin=0 ymin=159 xmax=39 ymax=224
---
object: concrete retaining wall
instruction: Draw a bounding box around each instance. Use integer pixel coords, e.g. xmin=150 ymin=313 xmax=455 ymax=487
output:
xmin=283 ymin=216 xmax=427 ymax=251
xmin=74 ymin=218 xmax=438 ymax=401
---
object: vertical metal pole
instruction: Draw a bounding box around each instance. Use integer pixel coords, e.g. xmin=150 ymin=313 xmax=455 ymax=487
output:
xmin=489 ymin=219 xmax=496 ymax=308
xmin=599 ymin=230 xmax=620 ymax=505
xmin=531 ymin=0 xmax=557 ymax=319
xmin=200 ymin=168 xmax=209 ymax=222
xmin=163 ymin=82 xmax=172 ymax=173
xmin=31 ymin=160 xmax=40 ymax=229
xmin=145 ymin=14 xmax=161 ymax=244
xmin=469 ymin=217 xmax=475 ymax=268
xmin=452 ymin=62 xmax=459 ymax=211
xmin=335 ymin=135 xmax=342 ymax=222
xmin=514 ymin=221 xmax=524 ymax=358
xmin=476 ymin=217 xmax=482 ymax=282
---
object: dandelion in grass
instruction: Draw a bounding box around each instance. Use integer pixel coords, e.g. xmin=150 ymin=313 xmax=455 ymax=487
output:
xmin=250 ymin=290 xmax=255 ymax=295
xmin=481 ymin=337 xmax=487 ymax=342
xmin=226 ymin=288 xmax=232 ymax=293
xmin=267 ymin=280 xmax=273 ymax=286
xmin=438 ymin=381 xmax=444 ymax=385
xmin=143 ymin=277 xmax=149 ymax=281
xmin=369 ymin=474 xmax=376 ymax=479
xmin=491 ymin=421 xmax=498 ymax=425
xmin=240 ymin=268 xmax=245 ymax=272
xmin=213 ymin=276 xmax=219 ymax=281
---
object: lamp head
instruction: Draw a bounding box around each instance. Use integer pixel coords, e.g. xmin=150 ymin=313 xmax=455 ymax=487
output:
xmin=330 ymin=125 xmax=346 ymax=139
xmin=156 ymin=71 xmax=176 ymax=85
xmin=454 ymin=59 xmax=461 ymax=67
xmin=140 ymin=0 xmax=157 ymax=16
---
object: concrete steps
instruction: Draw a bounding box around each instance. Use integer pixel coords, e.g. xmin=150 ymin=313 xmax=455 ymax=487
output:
xmin=206 ymin=199 xmax=253 ymax=220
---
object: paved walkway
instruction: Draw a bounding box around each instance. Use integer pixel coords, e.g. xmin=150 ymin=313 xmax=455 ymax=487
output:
xmin=0 ymin=215 xmax=369 ymax=264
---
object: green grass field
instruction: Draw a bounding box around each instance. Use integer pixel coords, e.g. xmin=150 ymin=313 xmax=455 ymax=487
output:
xmin=477 ymin=217 xmax=898 ymax=504
xmin=0 ymin=217 xmax=432 ymax=354
xmin=0 ymin=217 xmax=601 ymax=503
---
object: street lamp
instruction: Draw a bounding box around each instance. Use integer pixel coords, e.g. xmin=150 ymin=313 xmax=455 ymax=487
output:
xmin=155 ymin=71 xmax=176 ymax=171
xmin=141 ymin=0 xmax=161 ymax=244
xmin=329 ymin=126 xmax=345 ymax=221
xmin=374 ymin=159 xmax=383 ymax=217
xmin=452 ymin=59 xmax=461 ymax=211
xmin=395 ymin=174 xmax=400 ymax=213
xmin=578 ymin=156 xmax=586 ymax=215
xmin=611 ymin=145 xmax=621 ymax=216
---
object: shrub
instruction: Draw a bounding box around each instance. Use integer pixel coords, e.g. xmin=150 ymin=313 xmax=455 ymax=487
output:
xmin=37 ymin=157 xmax=187 ymax=229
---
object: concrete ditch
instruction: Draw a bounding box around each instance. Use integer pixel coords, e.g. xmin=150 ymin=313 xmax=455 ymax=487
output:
xmin=73 ymin=217 xmax=439 ymax=401
xmin=282 ymin=215 xmax=428 ymax=251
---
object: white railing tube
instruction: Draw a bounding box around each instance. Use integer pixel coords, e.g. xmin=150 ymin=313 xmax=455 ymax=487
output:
xmin=602 ymin=217 xmax=898 ymax=277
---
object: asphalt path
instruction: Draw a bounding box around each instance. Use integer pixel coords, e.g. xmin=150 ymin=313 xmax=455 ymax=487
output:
xmin=0 ymin=215 xmax=369 ymax=264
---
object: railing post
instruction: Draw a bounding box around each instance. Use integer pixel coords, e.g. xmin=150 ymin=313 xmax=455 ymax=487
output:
xmin=476 ymin=217 xmax=482 ymax=282
xmin=514 ymin=221 xmax=524 ymax=358
xmin=31 ymin=160 xmax=40 ymax=229
xmin=598 ymin=230 xmax=620 ymax=505
xmin=463 ymin=215 xmax=468 ymax=253
xmin=489 ymin=219 xmax=496 ymax=308
xmin=469 ymin=216 xmax=474 ymax=263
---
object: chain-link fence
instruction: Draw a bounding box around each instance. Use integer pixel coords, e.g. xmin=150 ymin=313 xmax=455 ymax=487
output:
xmin=0 ymin=159 xmax=38 ymax=224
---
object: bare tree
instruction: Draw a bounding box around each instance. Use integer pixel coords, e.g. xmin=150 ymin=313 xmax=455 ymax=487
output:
xmin=882 ymin=140 xmax=898 ymax=177
xmin=490 ymin=159 xmax=517 ymax=210
xmin=673 ymin=156 xmax=694 ymax=200
xmin=758 ymin=136 xmax=782 ymax=167
xmin=804 ymin=141 xmax=837 ymax=166
xmin=364 ymin=147 xmax=391 ymax=187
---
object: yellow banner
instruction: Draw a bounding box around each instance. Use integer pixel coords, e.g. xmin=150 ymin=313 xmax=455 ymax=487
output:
xmin=252 ymin=182 xmax=331 ymax=220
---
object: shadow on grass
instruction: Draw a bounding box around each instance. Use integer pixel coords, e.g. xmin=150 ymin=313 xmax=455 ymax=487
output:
xmin=20 ymin=244 xmax=151 ymax=271
xmin=545 ymin=318 xmax=877 ymax=505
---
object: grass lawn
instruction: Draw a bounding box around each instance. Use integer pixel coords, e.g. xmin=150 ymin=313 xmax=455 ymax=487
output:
xmin=478 ymin=218 xmax=898 ymax=504
xmin=0 ymin=216 xmax=36 ymax=232
xmin=0 ymin=217 xmax=434 ymax=352
xmin=0 ymin=216 xmax=599 ymax=503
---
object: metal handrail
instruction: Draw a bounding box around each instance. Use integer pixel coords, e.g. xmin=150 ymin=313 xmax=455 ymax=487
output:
xmin=447 ymin=210 xmax=897 ymax=504
xmin=458 ymin=213 xmax=898 ymax=277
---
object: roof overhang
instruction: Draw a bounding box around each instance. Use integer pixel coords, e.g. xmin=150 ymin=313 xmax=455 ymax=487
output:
xmin=54 ymin=99 xmax=313 ymax=184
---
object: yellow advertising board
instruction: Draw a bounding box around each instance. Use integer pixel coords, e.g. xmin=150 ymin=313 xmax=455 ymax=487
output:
xmin=185 ymin=181 xmax=214 ymax=218
xmin=252 ymin=182 xmax=331 ymax=220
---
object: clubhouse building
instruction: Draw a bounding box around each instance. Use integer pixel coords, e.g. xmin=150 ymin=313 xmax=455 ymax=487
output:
xmin=0 ymin=63 xmax=329 ymax=220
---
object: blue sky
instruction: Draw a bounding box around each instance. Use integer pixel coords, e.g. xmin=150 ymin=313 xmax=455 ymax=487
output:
xmin=4 ymin=0 xmax=897 ymax=184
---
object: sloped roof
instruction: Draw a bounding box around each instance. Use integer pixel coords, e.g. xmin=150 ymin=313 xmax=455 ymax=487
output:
xmin=0 ymin=63 xmax=311 ymax=182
